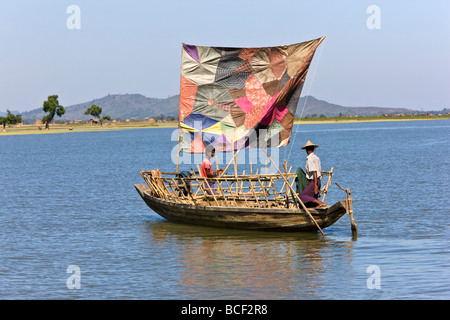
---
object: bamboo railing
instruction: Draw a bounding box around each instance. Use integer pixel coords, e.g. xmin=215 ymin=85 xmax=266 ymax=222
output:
xmin=140 ymin=168 xmax=334 ymax=209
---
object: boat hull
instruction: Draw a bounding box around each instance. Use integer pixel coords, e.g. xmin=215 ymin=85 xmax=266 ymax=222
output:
xmin=135 ymin=184 xmax=347 ymax=232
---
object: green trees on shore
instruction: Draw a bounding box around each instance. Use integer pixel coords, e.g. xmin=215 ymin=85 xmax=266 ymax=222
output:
xmin=0 ymin=110 xmax=22 ymax=132
xmin=41 ymin=96 xmax=111 ymax=129
xmin=42 ymin=95 xmax=65 ymax=130
xmin=84 ymin=105 xmax=111 ymax=128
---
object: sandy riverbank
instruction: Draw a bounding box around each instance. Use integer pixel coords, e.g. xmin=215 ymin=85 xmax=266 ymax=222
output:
xmin=0 ymin=121 xmax=178 ymax=135
xmin=1 ymin=116 xmax=448 ymax=136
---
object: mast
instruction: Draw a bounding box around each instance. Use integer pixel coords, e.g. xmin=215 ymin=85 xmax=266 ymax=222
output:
xmin=175 ymin=126 xmax=180 ymax=173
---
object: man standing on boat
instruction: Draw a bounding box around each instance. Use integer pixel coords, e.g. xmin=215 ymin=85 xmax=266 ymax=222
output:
xmin=299 ymin=140 xmax=327 ymax=208
xmin=200 ymin=145 xmax=223 ymax=195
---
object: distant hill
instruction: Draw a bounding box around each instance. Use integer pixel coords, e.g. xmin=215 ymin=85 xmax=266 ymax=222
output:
xmin=16 ymin=93 xmax=423 ymax=123
xmin=19 ymin=94 xmax=180 ymax=123
xmin=0 ymin=109 xmax=21 ymax=117
xmin=299 ymin=96 xmax=417 ymax=117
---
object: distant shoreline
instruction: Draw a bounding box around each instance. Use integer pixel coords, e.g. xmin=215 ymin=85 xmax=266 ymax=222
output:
xmin=294 ymin=115 xmax=450 ymax=124
xmin=1 ymin=115 xmax=448 ymax=136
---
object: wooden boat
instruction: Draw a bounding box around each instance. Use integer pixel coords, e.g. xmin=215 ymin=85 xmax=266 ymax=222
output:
xmin=134 ymin=182 xmax=347 ymax=232
xmin=135 ymin=37 xmax=357 ymax=234
xmin=135 ymin=165 xmax=356 ymax=234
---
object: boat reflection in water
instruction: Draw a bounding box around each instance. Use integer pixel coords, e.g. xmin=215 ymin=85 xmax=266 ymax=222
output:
xmin=147 ymin=220 xmax=357 ymax=299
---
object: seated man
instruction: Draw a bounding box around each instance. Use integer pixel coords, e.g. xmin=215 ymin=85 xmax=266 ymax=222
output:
xmin=200 ymin=145 xmax=223 ymax=195
xmin=299 ymin=140 xmax=327 ymax=208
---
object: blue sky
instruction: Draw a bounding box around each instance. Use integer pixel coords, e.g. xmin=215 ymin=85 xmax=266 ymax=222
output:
xmin=0 ymin=0 xmax=449 ymax=112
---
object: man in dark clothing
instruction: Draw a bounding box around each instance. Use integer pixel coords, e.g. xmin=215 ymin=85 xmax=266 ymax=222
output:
xmin=299 ymin=140 xmax=327 ymax=208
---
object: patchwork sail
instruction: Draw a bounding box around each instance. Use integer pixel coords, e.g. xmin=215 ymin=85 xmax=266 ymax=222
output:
xmin=178 ymin=36 xmax=325 ymax=153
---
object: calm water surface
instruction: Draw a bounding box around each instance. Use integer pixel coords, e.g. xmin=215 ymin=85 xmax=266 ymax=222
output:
xmin=0 ymin=120 xmax=449 ymax=299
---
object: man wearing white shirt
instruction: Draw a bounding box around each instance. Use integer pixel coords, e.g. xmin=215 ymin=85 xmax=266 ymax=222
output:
xmin=299 ymin=140 xmax=327 ymax=208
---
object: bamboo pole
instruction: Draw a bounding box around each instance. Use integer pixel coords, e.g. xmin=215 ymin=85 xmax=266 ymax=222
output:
xmin=219 ymin=149 xmax=241 ymax=178
xmin=195 ymin=164 xmax=212 ymax=206
xmin=168 ymin=178 xmax=188 ymax=202
xmin=214 ymin=154 xmax=223 ymax=193
xmin=233 ymin=148 xmax=238 ymax=179
xmin=142 ymin=173 xmax=162 ymax=198
xmin=189 ymin=169 xmax=202 ymax=198
xmin=249 ymin=178 xmax=259 ymax=206
xmin=289 ymin=177 xmax=297 ymax=208
xmin=224 ymin=177 xmax=238 ymax=206
xmin=179 ymin=176 xmax=197 ymax=205
xmin=151 ymin=176 xmax=169 ymax=200
xmin=205 ymin=177 xmax=220 ymax=206
xmin=282 ymin=164 xmax=292 ymax=207
xmin=162 ymin=177 xmax=178 ymax=201
xmin=262 ymin=148 xmax=325 ymax=235
xmin=175 ymin=126 xmax=181 ymax=173
xmin=214 ymin=155 xmax=219 ymax=171
xmin=141 ymin=172 xmax=166 ymax=199
xmin=321 ymin=167 xmax=334 ymax=203
xmin=335 ymin=182 xmax=357 ymax=236
xmin=257 ymin=176 xmax=270 ymax=205
xmin=240 ymin=170 xmax=249 ymax=206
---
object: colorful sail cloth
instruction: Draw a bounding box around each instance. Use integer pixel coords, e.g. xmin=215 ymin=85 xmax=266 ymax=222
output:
xmin=178 ymin=37 xmax=325 ymax=153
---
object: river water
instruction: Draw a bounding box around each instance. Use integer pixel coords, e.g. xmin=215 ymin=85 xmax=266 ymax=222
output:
xmin=0 ymin=119 xmax=449 ymax=300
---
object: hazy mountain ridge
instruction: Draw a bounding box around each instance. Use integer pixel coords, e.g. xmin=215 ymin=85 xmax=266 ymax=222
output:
xmin=300 ymin=97 xmax=417 ymax=117
xmin=16 ymin=94 xmax=180 ymax=122
xmin=6 ymin=93 xmax=443 ymax=123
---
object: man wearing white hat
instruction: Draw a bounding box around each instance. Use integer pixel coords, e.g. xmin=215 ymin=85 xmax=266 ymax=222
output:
xmin=299 ymin=140 xmax=327 ymax=208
